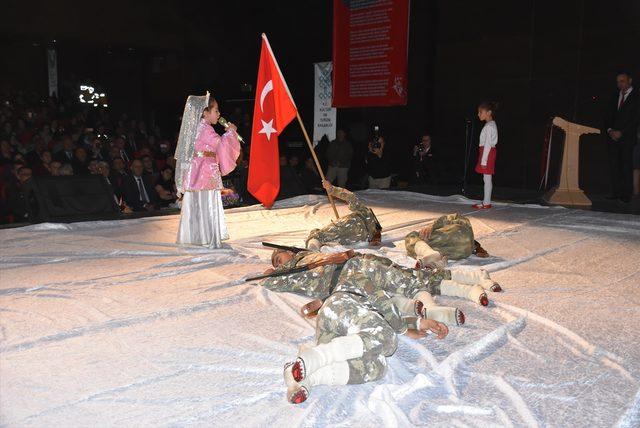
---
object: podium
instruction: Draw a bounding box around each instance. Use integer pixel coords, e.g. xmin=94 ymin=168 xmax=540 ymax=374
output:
xmin=543 ymin=116 xmax=600 ymax=207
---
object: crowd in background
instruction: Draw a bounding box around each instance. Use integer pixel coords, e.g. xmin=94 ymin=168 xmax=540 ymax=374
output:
xmin=0 ymin=89 xmax=445 ymax=225
xmin=0 ymin=91 xmax=183 ymax=223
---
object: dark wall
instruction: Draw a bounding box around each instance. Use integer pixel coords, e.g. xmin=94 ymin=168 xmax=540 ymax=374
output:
xmin=2 ymin=0 xmax=638 ymax=193
xmin=433 ymin=0 xmax=640 ymax=192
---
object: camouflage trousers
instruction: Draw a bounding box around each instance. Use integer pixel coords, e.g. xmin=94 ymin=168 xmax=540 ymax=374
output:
xmin=315 ymin=291 xmax=398 ymax=384
xmin=405 ymin=213 xmax=475 ymax=260
xmin=342 ymin=253 xmax=450 ymax=298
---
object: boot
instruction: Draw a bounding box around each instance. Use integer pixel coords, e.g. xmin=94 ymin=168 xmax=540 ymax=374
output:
xmin=287 ymin=361 xmax=350 ymax=404
xmin=294 ymin=335 xmax=363 ymax=381
xmin=440 ymin=279 xmax=488 ymax=306
xmin=450 ymin=268 xmax=502 ymax=292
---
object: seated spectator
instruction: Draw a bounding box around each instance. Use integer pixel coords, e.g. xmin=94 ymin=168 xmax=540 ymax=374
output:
xmin=49 ymin=161 xmax=62 ymax=176
xmin=73 ymin=147 xmax=90 ymax=175
xmin=366 ymin=136 xmax=391 ymax=189
xmin=6 ymin=166 xmax=34 ymax=222
xmin=58 ymin=164 xmax=74 ymax=176
xmin=89 ymin=137 xmax=107 ymax=162
xmin=54 ymin=135 xmax=75 ymax=164
xmin=88 ymin=159 xmax=99 ymax=175
xmin=32 ymin=150 xmax=53 ymax=176
xmin=96 ymin=161 xmax=121 ymax=204
xmin=121 ymin=159 xmax=158 ymax=211
xmin=141 ymin=155 xmax=158 ymax=180
xmin=154 ymin=166 xmax=177 ymax=207
xmin=278 ymin=155 xmax=306 ymax=199
xmin=325 ymin=129 xmax=353 ymax=187
xmin=300 ymin=157 xmax=323 ymax=194
xmin=288 ymin=155 xmax=301 ymax=172
xmin=1 ymin=140 xmax=15 ymax=165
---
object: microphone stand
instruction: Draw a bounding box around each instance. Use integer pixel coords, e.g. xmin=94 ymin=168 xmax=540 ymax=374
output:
xmin=461 ymin=118 xmax=473 ymax=196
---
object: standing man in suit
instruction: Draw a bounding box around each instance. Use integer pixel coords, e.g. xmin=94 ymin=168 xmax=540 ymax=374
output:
xmin=604 ymin=71 xmax=639 ymax=203
xmin=121 ymin=159 xmax=157 ymax=211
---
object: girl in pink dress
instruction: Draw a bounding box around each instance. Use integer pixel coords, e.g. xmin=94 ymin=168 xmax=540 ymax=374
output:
xmin=473 ymin=101 xmax=498 ymax=210
xmin=176 ymin=97 xmax=240 ymax=248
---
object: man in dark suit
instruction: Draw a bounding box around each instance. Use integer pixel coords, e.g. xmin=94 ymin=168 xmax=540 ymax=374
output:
xmin=121 ymin=159 xmax=158 ymax=211
xmin=603 ymin=71 xmax=639 ymax=203
xmin=54 ymin=135 xmax=76 ymax=164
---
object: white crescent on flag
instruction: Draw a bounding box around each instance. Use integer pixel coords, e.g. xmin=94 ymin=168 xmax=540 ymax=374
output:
xmin=259 ymin=80 xmax=273 ymax=113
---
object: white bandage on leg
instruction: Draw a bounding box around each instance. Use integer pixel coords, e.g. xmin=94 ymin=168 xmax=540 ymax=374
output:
xmin=414 ymin=241 xmax=444 ymax=268
xmin=440 ymin=279 xmax=486 ymax=305
xmin=413 ymin=290 xmax=436 ymax=307
xmin=450 ymin=268 xmax=495 ymax=290
xmin=392 ymin=295 xmax=419 ymax=316
xmin=306 ymin=238 xmax=322 ymax=251
xmin=422 ymin=306 xmax=460 ymax=326
xmin=298 ymin=335 xmax=364 ymax=375
xmin=302 ymin=361 xmax=350 ymax=387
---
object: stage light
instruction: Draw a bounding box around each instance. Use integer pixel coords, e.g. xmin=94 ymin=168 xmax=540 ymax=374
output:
xmin=79 ymin=84 xmax=108 ymax=108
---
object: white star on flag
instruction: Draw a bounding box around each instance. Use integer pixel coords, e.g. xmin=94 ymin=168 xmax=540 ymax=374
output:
xmin=258 ymin=119 xmax=277 ymax=141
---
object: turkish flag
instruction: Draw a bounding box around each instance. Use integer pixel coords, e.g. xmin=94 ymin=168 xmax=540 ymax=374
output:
xmin=248 ymin=34 xmax=298 ymax=208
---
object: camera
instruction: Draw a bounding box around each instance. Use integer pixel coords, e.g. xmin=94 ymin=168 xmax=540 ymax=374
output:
xmin=371 ymin=125 xmax=382 ymax=149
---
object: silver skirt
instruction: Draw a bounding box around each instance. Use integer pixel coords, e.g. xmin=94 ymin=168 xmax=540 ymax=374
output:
xmin=176 ymin=190 xmax=228 ymax=249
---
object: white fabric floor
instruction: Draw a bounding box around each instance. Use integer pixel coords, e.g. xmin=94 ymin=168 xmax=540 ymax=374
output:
xmin=1 ymin=190 xmax=639 ymax=427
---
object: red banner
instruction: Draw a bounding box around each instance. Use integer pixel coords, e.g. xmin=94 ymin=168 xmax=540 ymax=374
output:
xmin=332 ymin=0 xmax=410 ymax=107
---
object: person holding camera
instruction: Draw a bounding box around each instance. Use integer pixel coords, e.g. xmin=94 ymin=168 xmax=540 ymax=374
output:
xmin=413 ymin=134 xmax=437 ymax=184
xmin=366 ymin=135 xmax=391 ymax=189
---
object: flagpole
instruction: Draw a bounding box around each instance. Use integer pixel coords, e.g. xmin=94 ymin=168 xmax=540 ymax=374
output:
xmin=295 ymin=112 xmax=340 ymax=219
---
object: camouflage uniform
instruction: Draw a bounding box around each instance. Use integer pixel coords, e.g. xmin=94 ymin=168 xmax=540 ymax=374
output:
xmin=263 ymin=252 xmax=450 ymax=384
xmin=261 ymin=251 xmax=450 ymax=301
xmin=405 ymin=213 xmax=475 ymax=260
xmin=315 ymin=271 xmax=420 ymax=384
xmin=305 ymin=186 xmax=380 ymax=247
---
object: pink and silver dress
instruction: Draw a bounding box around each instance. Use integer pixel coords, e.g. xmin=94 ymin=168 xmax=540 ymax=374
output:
xmin=177 ymin=119 xmax=240 ymax=248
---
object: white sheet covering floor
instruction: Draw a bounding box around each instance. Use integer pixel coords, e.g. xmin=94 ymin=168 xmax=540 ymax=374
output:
xmin=1 ymin=190 xmax=639 ymax=427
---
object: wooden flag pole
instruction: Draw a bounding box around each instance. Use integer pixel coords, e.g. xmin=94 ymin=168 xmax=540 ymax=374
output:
xmin=295 ymin=112 xmax=340 ymax=219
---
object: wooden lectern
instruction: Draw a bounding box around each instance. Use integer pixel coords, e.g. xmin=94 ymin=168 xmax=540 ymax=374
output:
xmin=543 ymin=116 xmax=600 ymax=207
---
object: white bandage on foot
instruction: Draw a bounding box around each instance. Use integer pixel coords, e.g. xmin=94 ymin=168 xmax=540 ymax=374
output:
xmin=415 ymin=241 xmax=444 ymax=268
xmin=298 ymin=335 xmax=364 ymax=375
xmin=304 ymin=361 xmax=350 ymax=387
xmin=440 ymin=279 xmax=486 ymax=305
xmin=413 ymin=290 xmax=437 ymax=307
xmin=450 ymin=268 xmax=495 ymax=290
xmin=422 ymin=306 xmax=461 ymax=326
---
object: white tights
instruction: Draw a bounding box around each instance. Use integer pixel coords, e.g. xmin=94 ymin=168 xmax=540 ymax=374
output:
xmin=483 ymin=174 xmax=493 ymax=205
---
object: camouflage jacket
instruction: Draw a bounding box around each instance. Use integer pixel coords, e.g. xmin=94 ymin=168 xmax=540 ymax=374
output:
xmin=306 ymin=186 xmax=380 ymax=246
xmin=405 ymin=213 xmax=475 ymax=260
xmin=261 ymin=251 xmax=449 ymax=304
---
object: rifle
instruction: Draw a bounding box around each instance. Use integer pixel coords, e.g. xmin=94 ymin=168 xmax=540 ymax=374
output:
xmin=245 ymin=265 xmax=311 ymax=282
xmin=262 ymin=242 xmax=308 ymax=253
xmin=246 ymin=249 xmax=356 ymax=282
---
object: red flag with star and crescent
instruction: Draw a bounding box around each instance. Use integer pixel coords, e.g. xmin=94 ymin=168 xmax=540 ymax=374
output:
xmin=247 ymin=34 xmax=298 ymax=208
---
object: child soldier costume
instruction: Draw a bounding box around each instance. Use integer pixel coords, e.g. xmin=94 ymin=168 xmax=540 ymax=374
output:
xmin=306 ymin=182 xmax=489 ymax=263
xmin=262 ymin=250 xmax=487 ymax=324
xmin=283 ymin=267 xmax=449 ymax=404
xmin=305 ymin=184 xmax=381 ymax=250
